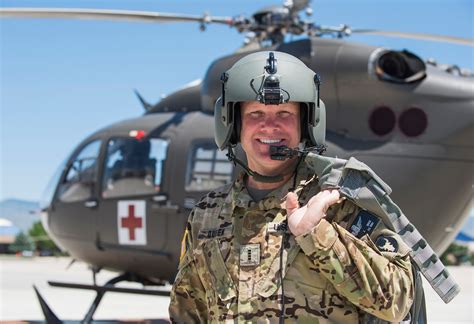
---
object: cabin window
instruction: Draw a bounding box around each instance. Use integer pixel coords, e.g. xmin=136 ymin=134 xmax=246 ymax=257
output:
xmin=102 ymin=137 xmax=169 ymax=198
xmin=58 ymin=140 xmax=102 ymax=203
xmin=186 ymin=142 xmax=233 ymax=192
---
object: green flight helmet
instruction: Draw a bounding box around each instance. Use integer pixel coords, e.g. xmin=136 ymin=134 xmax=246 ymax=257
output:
xmin=214 ymin=50 xmax=326 ymax=150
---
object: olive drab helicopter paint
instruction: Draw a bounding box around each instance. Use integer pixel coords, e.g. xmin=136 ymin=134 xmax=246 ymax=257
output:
xmin=1 ymin=1 xmax=473 ymax=322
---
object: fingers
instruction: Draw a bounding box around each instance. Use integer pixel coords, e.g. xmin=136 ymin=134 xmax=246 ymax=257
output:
xmin=285 ymin=191 xmax=300 ymax=217
xmin=307 ymin=189 xmax=340 ymax=212
xmin=324 ymin=190 xmax=340 ymax=210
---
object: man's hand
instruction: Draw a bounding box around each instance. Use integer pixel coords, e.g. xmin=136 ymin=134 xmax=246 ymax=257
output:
xmin=286 ymin=190 xmax=341 ymax=236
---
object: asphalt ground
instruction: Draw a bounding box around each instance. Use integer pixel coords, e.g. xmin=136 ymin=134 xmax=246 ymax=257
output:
xmin=0 ymin=256 xmax=473 ymax=323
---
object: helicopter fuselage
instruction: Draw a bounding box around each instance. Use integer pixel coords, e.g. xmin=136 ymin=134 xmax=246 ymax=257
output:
xmin=41 ymin=37 xmax=473 ymax=283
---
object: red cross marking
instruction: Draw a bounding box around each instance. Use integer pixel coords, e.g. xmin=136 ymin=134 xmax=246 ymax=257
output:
xmin=121 ymin=205 xmax=142 ymax=241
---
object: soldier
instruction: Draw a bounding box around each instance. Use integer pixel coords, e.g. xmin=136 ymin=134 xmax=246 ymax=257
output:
xmin=169 ymin=51 xmax=414 ymax=323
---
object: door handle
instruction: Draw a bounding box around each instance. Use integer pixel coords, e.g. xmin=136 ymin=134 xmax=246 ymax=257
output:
xmin=84 ymin=199 xmax=98 ymax=208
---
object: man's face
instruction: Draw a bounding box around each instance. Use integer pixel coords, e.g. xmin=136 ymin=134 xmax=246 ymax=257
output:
xmin=240 ymin=101 xmax=301 ymax=176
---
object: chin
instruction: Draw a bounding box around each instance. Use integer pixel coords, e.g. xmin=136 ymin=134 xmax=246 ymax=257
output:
xmin=256 ymin=157 xmax=295 ymax=175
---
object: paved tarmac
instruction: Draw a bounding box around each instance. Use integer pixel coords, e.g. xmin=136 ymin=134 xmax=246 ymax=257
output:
xmin=0 ymin=256 xmax=473 ymax=323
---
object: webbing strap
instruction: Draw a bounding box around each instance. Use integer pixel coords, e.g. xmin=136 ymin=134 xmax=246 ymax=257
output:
xmin=303 ymin=154 xmax=346 ymax=189
xmin=304 ymin=153 xmax=460 ymax=304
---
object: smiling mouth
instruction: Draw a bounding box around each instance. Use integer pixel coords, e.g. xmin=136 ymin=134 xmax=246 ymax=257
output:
xmin=257 ymin=139 xmax=284 ymax=144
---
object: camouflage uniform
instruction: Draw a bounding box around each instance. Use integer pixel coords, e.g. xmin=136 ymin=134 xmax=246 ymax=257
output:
xmin=169 ymin=161 xmax=414 ymax=323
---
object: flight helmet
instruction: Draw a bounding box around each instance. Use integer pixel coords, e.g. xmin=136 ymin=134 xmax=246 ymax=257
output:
xmin=214 ymin=51 xmax=326 ymax=151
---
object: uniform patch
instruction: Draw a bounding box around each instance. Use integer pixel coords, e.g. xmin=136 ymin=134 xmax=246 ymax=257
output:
xmin=349 ymin=210 xmax=379 ymax=238
xmin=267 ymin=221 xmax=288 ymax=234
xmin=198 ymin=226 xmax=232 ymax=239
xmin=240 ymin=244 xmax=260 ymax=267
xmin=375 ymin=235 xmax=399 ymax=253
xmin=179 ymin=228 xmax=189 ymax=263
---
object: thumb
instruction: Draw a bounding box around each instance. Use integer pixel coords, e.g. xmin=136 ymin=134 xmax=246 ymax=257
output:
xmin=286 ymin=192 xmax=300 ymax=217
xmin=323 ymin=190 xmax=341 ymax=211
xmin=326 ymin=190 xmax=341 ymax=209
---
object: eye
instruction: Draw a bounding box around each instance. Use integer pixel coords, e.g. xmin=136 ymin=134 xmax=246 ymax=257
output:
xmin=249 ymin=111 xmax=264 ymax=119
xmin=277 ymin=111 xmax=291 ymax=118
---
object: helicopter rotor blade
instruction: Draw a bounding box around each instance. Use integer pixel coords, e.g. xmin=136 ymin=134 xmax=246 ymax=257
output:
xmin=285 ymin=0 xmax=311 ymax=13
xmin=352 ymin=28 xmax=474 ymax=46
xmin=0 ymin=8 xmax=234 ymax=26
xmin=3 ymin=7 xmax=472 ymax=47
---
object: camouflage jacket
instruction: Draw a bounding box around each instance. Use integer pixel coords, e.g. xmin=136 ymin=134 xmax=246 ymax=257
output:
xmin=169 ymin=162 xmax=414 ymax=323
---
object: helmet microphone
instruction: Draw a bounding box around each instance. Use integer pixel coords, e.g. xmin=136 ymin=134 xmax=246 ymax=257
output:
xmin=269 ymin=145 xmax=327 ymax=160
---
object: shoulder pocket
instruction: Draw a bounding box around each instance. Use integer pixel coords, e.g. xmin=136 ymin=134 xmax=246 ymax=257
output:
xmin=200 ymin=239 xmax=237 ymax=301
xmin=172 ymin=252 xmax=193 ymax=286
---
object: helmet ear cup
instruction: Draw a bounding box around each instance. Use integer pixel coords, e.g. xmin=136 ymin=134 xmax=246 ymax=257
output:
xmin=299 ymin=102 xmax=325 ymax=147
xmin=309 ymin=100 xmax=326 ymax=147
xmin=230 ymin=103 xmax=241 ymax=145
xmin=299 ymin=103 xmax=310 ymax=144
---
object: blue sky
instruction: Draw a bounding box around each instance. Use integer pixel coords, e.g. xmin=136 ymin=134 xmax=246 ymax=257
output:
xmin=1 ymin=0 xmax=473 ymax=201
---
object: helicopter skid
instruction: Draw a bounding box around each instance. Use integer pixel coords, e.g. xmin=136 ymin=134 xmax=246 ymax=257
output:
xmin=33 ymin=273 xmax=171 ymax=324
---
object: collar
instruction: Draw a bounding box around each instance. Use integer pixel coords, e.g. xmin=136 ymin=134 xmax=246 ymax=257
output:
xmin=230 ymin=163 xmax=317 ymax=212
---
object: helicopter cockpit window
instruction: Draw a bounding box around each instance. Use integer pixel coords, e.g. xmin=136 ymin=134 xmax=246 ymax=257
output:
xmin=58 ymin=140 xmax=101 ymax=203
xmin=186 ymin=143 xmax=233 ymax=192
xmin=102 ymin=137 xmax=169 ymax=199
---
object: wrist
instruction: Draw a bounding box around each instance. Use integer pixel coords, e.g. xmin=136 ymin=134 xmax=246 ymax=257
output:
xmin=294 ymin=215 xmax=324 ymax=236
xmin=295 ymin=219 xmax=338 ymax=252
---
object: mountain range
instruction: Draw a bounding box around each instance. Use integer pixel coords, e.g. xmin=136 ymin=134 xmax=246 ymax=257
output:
xmin=0 ymin=199 xmax=41 ymax=233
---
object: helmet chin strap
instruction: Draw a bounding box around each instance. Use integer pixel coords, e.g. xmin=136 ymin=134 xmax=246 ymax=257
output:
xmin=226 ymin=146 xmax=284 ymax=183
xmin=226 ymin=144 xmax=326 ymax=183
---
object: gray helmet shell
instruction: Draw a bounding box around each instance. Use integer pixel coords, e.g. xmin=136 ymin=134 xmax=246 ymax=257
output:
xmin=214 ymin=51 xmax=325 ymax=150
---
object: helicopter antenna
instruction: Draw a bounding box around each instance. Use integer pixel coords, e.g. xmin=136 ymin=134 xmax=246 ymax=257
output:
xmin=134 ymin=89 xmax=153 ymax=112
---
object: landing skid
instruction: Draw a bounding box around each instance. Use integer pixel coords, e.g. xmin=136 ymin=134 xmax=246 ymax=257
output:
xmin=33 ymin=272 xmax=170 ymax=324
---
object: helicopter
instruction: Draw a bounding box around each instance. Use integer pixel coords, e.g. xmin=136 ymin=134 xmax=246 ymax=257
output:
xmin=1 ymin=1 xmax=473 ymax=322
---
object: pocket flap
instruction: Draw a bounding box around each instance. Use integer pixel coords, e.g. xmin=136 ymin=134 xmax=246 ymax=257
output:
xmin=202 ymin=239 xmax=237 ymax=301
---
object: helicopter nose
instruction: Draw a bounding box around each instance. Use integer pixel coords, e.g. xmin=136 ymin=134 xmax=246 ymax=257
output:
xmin=40 ymin=208 xmax=51 ymax=235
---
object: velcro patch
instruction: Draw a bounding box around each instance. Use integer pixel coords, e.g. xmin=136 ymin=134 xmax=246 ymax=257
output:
xmin=240 ymin=244 xmax=260 ymax=267
xmin=198 ymin=225 xmax=232 ymax=239
xmin=267 ymin=221 xmax=288 ymax=234
xmin=375 ymin=235 xmax=399 ymax=253
xmin=349 ymin=210 xmax=379 ymax=238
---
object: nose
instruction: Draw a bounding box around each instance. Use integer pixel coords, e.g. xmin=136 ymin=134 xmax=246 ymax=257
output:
xmin=260 ymin=114 xmax=280 ymax=131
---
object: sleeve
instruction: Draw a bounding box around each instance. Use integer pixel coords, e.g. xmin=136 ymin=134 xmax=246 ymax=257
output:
xmin=295 ymin=217 xmax=414 ymax=322
xmin=168 ymin=213 xmax=209 ymax=323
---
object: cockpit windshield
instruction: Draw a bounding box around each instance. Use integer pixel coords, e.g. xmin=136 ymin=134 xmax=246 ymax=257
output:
xmin=102 ymin=137 xmax=169 ymax=198
xmin=40 ymin=157 xmax=68 ymax=210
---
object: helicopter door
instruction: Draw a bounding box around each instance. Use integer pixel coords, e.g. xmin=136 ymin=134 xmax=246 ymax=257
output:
xmin=98 ymin=136 xmax=170 ymax=252
xmin=51 ymin=139 xmax=102 ymax=241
